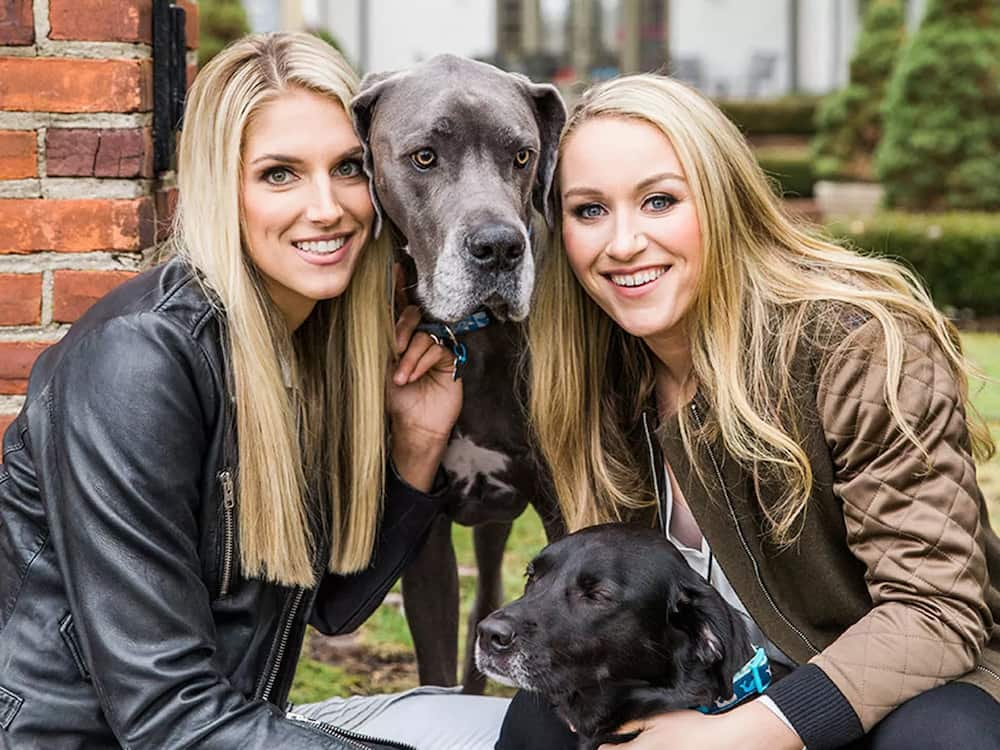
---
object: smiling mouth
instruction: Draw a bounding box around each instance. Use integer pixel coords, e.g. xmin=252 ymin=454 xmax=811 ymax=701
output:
xmin=608 ymin=266 xmax=669 ymax=288
xmin=293 ymin=236 xmax=347 ymax=255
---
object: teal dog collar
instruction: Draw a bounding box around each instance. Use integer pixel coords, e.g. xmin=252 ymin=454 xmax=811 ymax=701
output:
xmin=696 ymin=646 xmax=772 ymax=715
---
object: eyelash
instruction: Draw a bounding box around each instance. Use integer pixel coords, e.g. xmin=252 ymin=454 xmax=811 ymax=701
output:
xmin=644 ymin=193 xmax=677 ymax=211
xmin=261 ymin=158 xmax=364 ymax=186
xmin=570 ymin=193 xmax=678 ymax=220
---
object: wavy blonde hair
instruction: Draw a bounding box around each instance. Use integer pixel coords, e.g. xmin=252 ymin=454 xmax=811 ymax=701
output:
xmin=529 ymin=74 xmax=994 ymax=543
xmin=171 ymin=32 xmax=393 ymax=585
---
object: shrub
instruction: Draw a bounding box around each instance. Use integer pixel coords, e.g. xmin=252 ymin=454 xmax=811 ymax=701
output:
xmin=828 ymin=212 xmax=1000 ymax=314
xmin=716 ymin=96 xmax=820 ymax=136
xmin=197 ymin=0 xmax=250 ymax=68
xmin=811 ymin=0 xmax=906 ymax=181
xmin=875 ymin=0 xmax=1000 ymax=210
xmin=756 ymin=147 xmax=815 ymax=198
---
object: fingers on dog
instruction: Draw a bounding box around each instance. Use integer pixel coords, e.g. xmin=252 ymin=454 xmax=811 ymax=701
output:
xmin=394 ymin=304 xmax=423 ymax=355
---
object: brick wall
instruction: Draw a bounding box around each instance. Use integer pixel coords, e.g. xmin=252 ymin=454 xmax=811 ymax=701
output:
xmin=0 ymin=0 xmax=197 ymax=434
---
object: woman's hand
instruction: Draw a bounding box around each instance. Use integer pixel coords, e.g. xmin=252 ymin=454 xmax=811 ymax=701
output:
xmin=598 ymin=703 xmax=803 ymax=750
xmin=387 ymin=305 xmax=463 ymax=491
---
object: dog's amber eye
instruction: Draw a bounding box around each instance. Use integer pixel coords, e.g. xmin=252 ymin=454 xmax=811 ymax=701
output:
xmin=514 ymin=149 xmax=531 ymax=168
xmin=411 ymin=148 xmax=437 ymax=170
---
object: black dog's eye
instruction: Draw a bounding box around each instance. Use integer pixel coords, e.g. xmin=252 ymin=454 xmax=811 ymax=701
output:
xmin=514 ymin=149 xmax=532 ymax=168
xmin=411 ymin=148 xmax=437 ymax=170
xmin=524 ymin=562 xmax=535 ymax=581
xmin=576 ymin=574 xmax=613 ymax=603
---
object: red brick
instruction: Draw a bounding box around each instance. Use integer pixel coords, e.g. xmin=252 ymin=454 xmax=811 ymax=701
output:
xmin=46 ymin=128 xmax=153 ymax=178
xmin=0 ymin=58 xmax=153 ymax=114
xmin=0 ymin=341 xmax=48 ymax=395
xmin=0 ymin=273 xmax=41 ymax=325
xmin=44 ymin=129 xmax=100 ymax=176
xmin=49 ymin=0 xmax=152 ymax=43
xmin=52 ymin=269 xmax=136 ymax=323
xmin=0 ymin=198 xmax=155 ymax=253
xmin=0 ymin=0 xmax=33 ymax=45
xmin=0 ymin=130 xmax=36 ymax=179
xmin=0 ymin=412 xmax=15 ymax=436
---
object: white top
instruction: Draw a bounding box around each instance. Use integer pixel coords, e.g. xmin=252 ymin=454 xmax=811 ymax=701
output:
xmin=661 ymin=463 xmax=800 ymax=739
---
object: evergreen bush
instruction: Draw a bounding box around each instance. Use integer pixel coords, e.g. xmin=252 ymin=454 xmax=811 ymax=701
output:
xmin=875 ymin=0 xmax=1000 ymax=210
xmin=829 ymin=212 xmax=1000 ymax=314
xmin=197 ymin=0 xmax=250 ymax=68
xmin=811 ymin=0 xmax=905 ymax=181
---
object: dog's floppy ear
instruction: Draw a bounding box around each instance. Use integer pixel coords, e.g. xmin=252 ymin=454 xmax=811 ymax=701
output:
xmin=668 ymin=583 xmax=753 ymax=700
xmin=523 ymin=81 xmax=566 ymax=229
xmin=351 ymin=70 xmax=406 ymax=239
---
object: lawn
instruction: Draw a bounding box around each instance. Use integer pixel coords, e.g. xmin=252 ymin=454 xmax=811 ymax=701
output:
xmin=290 ymin=332 xmax=1000 ymax=704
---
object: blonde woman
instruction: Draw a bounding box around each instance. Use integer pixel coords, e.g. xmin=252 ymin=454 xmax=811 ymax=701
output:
xmin=0 ymin=33 xmax=509 ymax=749
xmin=497 ymin=75 xmax=1000 ymax=750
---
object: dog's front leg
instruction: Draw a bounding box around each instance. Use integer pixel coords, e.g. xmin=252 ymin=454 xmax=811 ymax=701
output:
xmin=461 ymin=520 xmax=514 ymax=694
xmin=402 ymin=515 xmax=459 ymax=686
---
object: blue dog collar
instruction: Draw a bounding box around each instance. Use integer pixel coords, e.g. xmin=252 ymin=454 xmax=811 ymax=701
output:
xmin=416 ymin=310 xmax=493 ymax=339
xmin=695 ymin=646 xmax=772 ymax=715
xmin=416 ymin=310 xmax=493 ymax=381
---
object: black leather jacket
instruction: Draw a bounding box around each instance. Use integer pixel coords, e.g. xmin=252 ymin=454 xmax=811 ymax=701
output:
xmin=0 ymin=258 xmax=445 ymax=749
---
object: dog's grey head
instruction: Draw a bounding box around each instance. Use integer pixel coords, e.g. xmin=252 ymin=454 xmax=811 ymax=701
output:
xmin=352 ymin=54 xmax=565 ymax=322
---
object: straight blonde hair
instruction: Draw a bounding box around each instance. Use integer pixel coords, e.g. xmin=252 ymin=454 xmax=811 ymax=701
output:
xmin=529 ymin=74 xmax=994 ymax=543
xmin=172 ymin=32 xmax=394 ymax=585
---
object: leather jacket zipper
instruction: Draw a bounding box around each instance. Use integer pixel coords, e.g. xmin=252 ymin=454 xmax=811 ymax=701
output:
xmin=287 ymin=712 xmax=418 ymax=750
xmin=218 ymin=469 xmax=236 ymax=598
xmin=258 ymin=585 xmax=307 ymax=703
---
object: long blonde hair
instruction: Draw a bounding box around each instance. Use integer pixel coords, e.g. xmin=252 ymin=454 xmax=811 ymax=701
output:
xmin=529 ymin=74 xmax=994 ymax=543
xmin=172 ymin=32 xmax=394 ymax=585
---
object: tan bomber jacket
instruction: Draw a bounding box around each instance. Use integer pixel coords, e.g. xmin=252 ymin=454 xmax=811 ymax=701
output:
xmin=654 ymin=312 xmax=1000 ymax=748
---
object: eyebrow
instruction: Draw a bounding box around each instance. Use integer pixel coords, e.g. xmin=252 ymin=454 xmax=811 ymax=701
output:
xmin=562 ymin=171 xmax=686 ymax=199
xmin=249 ymin=147 xmax=364 ymax=166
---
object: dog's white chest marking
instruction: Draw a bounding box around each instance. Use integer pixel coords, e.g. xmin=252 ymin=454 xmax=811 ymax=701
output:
xmin=443 ymin=432 xmax=514 ymax=496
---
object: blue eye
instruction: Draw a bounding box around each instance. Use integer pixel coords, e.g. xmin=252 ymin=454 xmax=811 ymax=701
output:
xmin=644 ymin=194 xmax=677 ymax=212
xmin=574 ymin=203 xmax=606 ymax=219
xmin=335 ymin=159 xmax=363 ymax=178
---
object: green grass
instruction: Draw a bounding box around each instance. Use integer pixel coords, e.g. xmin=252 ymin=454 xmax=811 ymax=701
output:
xmin=291 ymin=332 xmax=1000 ymax=703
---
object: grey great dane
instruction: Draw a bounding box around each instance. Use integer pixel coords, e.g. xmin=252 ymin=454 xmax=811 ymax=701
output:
xmin=351 ymin=55 xmax=567 ymax=693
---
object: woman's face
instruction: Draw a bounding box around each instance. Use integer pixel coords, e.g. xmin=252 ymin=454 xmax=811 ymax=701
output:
xmin=559 ymin=116 xmax=703 ymax=347
xmin=241 ymin=87 xmax=374 ymax=329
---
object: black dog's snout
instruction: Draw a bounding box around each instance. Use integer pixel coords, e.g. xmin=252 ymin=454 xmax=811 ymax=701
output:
xmin=466 ymin=224 xmax=525 ymax=271
xmin=478 ymin=616 xmax=517 ymax=652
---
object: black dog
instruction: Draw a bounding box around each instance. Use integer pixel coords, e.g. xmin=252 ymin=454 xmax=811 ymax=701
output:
xmin=475 ymin=524 xmax=754 ymax=749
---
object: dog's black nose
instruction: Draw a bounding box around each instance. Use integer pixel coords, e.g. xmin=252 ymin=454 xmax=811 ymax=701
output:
xmin=478 ymin=617 xmax=517 ymax=652
xmin=466 ymin=224 xmax=525 ymax=271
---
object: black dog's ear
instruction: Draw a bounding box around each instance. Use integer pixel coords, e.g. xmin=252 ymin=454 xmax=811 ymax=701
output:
xmin=523 ymin=81 xmax=566 ymax=229
xmin=351 ymin=70 xmax=407 ymax=239
xmin=669 ymin=584 xmax=753 ymax=701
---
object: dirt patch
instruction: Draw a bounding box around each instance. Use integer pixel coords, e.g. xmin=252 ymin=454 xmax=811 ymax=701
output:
xmin=306 ymin=631 xmax=421 ymax=694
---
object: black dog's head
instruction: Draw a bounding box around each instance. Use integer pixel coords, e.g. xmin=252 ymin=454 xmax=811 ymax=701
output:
xmin=475 ymin=524 xmax=753 ymax=746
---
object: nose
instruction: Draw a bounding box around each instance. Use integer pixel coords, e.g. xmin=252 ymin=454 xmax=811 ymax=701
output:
xmin=478 ymin=616 xmax=517 ymax=653
xmin=465 ymin=223 xmax=525 ymax=271
xmin=306 ymin=180 xmax=344 ymax=225
xmin=607 ymin=212 xmax=648 ymax=261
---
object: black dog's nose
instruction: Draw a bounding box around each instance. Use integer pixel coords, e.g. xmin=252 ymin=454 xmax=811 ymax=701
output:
xmin=466 ymin=224 xmax=525 ymax=271
xmin=478 ymin=617 xmax=516 ymax=652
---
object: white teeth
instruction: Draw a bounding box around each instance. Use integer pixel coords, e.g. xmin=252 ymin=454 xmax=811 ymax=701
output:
xmin=610 ymin=267 xmax=667 ymax=287
xmin=294 ymin=237 xmax=346 ymax=254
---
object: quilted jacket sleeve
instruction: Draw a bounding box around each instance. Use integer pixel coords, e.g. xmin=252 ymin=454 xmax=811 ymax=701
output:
xmin=809 ymin=316 xmax=992 ymax=730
